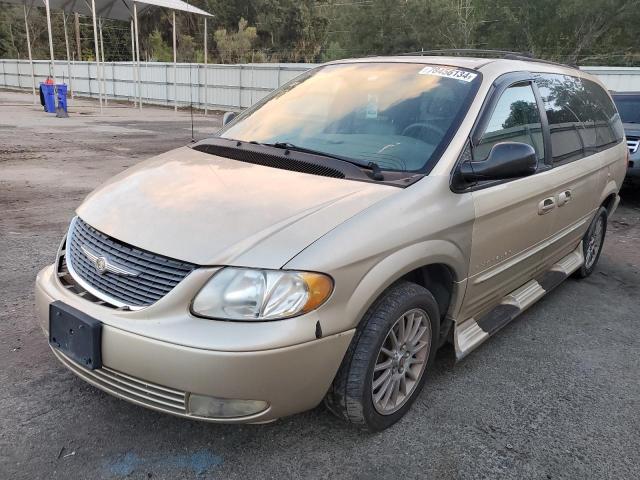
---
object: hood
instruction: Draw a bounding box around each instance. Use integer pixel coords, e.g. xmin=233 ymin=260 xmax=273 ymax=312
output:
xmin=77 ymin=146 xmax=398 ymax=268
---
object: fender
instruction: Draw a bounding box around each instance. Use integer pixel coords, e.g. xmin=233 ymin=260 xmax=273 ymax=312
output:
xmin=343 ymin=239 xmax=468 ymax=330
xmin=598 ymin=142 xmax=627 ymax=214
xmin=600 ymin=178 xmax=621 ymax=214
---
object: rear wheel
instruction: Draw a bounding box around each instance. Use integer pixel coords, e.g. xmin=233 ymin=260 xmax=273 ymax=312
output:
xmin=575 ymin=206 xmax=607 ymax=278
xmin=325 ymin=281 xmax=439 ymax=431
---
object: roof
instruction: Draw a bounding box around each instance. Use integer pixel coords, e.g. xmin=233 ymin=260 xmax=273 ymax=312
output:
xmin=327 ymin=55 xmax=594 ymax=81
xmin=330 ymin=56 xmax=491 ymax=70
xmin=2 ymin=0 xmax=212 ymax=21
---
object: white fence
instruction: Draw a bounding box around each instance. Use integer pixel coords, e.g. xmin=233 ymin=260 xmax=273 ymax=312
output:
xmin=0 ymin=59 xmax=314 ymax=110
xmin=579 ymin=66 xmax=640 ymax=92
xmin=1 ymin=59 xmax=639 ymax=111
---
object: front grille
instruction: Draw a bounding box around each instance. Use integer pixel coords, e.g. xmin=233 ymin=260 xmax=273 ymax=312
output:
xmin=54 ymin=349 xmax=187 ymax=415
xmin=64 ymin=217 xmax=197 ymax=308
xmin=627 ymin=137 xmax=639 ymax=154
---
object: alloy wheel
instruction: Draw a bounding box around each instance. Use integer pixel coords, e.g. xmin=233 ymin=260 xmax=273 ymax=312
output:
xmin=585 ymin=215 xmax=604 ymax=269
xmin=371 ymin=308 xmax=431 ymax=415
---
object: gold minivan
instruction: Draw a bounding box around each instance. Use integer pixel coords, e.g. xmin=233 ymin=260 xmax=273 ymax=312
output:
xmin=35 ymin=53 xmax=627 ymax=431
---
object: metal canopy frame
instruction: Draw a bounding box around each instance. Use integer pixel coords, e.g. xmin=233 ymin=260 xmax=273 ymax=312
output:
xmin=3 ymin=0 xmax=56 ymax=104
xmin=2 ymin=0 xmax=212 ymax=113
xmin=53 ymin=0 xmax=212 ymax=111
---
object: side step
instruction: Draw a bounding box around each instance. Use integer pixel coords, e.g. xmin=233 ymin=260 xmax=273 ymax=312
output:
xmin=454 ymin=242 xmax=584 ymax=360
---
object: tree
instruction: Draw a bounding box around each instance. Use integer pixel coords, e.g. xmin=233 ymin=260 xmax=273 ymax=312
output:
xmin=322 ymin=41 xmax=347 ymax=61
xmin=502 ymin=100 xmax=539 ymax=129
xmin=214 ymin=18 xmax=258 ymax=63
xmin=1 ymin=0 xmax=640 ymax=65
xmin=148 ymin=30 xmax=172 ymax=62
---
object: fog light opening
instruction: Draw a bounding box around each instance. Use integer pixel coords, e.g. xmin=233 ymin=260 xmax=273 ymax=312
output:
xmin=187 ymin=393 xmax=269 ymax=418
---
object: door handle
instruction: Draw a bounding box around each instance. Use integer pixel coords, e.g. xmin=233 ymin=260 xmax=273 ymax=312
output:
xmin=538 ymin=197 xmax=556 ymax=215
xmin=557 ymin=190 xmax=572 ymax=207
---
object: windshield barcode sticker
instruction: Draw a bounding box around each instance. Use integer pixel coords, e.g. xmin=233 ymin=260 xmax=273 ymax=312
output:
xmin=418 ymin=66 xmax=478 ymax=82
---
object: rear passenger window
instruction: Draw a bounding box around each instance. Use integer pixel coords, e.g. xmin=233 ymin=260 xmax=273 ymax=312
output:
xmin=580 ymin=79 xmax=624 ymax=148
xmin=535 ymin=73 xmax=623 ymax=164
xmin=535 ymin=74 xmax=586 ymax=163
xmin=474 ymin=84 xmax=544 ymax=162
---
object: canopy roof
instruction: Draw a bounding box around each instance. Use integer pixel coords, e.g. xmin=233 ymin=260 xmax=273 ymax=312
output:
xmin=1 ymin=0 xmax=212 ymax=21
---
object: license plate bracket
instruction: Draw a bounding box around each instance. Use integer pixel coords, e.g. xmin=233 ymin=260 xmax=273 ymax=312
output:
xmin=49 ymin=301 xmax=102 ymax=370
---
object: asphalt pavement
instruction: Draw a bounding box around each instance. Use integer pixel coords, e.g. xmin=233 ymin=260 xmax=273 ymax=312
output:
xmin=1 ymin=90 xmax=639 ymax=479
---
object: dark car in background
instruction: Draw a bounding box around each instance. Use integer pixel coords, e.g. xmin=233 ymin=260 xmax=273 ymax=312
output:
xmin=612 ymin=92 xmax=640 ymax=185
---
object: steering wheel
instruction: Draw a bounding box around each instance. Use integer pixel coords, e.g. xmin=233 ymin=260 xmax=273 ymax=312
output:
xmin=401 ymin=122 xmax=446 ymax=142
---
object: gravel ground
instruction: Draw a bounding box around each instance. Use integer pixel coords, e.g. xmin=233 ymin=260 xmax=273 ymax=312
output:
xmin=1 ymin=90 xmax=639 ymax=480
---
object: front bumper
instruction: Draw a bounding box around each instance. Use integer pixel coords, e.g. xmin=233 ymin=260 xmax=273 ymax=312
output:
xmin=35 ymin=265 xmax=354 ymax=423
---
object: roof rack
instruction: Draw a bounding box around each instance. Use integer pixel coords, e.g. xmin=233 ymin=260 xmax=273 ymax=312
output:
xmin=398 ymin=49 xmax=577 ymax=69
xmin=399 ymin=48 xmax=530 ymax=58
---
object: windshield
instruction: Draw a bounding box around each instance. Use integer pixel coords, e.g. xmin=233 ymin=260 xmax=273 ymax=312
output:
xmin=219 ymin=63 xmax=480 ymax=172
xmin=613 ymin=95 xmax=640 ymax=124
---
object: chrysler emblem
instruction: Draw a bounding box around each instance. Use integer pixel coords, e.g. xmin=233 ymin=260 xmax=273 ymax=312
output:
xmin=94 ymin=256 xmax=108 ymax=273
xmin=80 ymin=245 xmax=140 ymax=277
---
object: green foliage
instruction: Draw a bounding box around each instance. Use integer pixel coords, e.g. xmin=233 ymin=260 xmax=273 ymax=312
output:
xmin=322 ymin=41 xmax=347 ymax=62
xmin=214 ymin=18 xmax=258 ymax=63
xmin=148 ymin=30 xmax=172 ymax=62
xmin=1 ymin=0 xmax=640 ymax=65
xmin=502 ymin=100 xmax=539 ymax=129
xmin=178 ymin=34 xmax=196 ymax=62
xmin=0 ymin=8 xmax=18 ymax=58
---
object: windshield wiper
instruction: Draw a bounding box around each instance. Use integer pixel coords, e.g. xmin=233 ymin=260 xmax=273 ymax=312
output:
xmin=262 ymin=142 xmax=385 ymax=180
xmin=266 ymin=142 xmax=356 ymax=163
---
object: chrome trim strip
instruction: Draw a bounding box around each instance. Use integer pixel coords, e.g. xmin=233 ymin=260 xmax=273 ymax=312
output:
xmin=80 ymin=244 xmax=140 ymax=277
xmin=65 ymin=217 xmax=145 ymax=310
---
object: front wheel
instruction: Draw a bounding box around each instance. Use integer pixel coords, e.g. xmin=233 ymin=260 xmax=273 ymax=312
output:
xmin=325 ymin=281 xmax=439 ymax=431
xmin=575 ymin=206 xmax=608 ymax=278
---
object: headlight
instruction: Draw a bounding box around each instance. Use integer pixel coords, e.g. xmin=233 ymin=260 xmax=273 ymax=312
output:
xmin=191 ymin=268 xmax=333 ymax=321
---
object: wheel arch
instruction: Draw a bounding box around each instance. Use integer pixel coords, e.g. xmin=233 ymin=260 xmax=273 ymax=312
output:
xmin=345 ymin=240 xmax=467 ymax=335
xmin=600 ymin=191 xmax=618 ymax=215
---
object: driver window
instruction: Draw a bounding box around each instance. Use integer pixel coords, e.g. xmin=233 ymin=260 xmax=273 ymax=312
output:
xmin=474 ymin=84 xmax=544 ymax=162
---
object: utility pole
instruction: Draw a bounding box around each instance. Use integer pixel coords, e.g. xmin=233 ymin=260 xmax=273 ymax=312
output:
xmin=173 ymin=10 xmax=177 ymax=112
xmin=63 ymin=14 xmax=73 ymax=96
xmin=204 ymin=17 xmax=207 ymax=115
xmin=44 ymin=0 xmax=56 ymax=82
xmin=23 ymin=5 xmax=36 ymax=104
xmin=75 ymin=13 xmax=82 ymax=61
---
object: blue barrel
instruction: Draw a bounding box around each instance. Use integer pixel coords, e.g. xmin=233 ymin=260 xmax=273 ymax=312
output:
xmin=40 ymin=83 xmax=56 ymax=113
xmin=56 ymin=83 xmax=68 ymax=113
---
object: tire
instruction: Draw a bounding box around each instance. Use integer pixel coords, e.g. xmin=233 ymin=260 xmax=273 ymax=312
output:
xmin=325 ymin=281 xmax=440 ymax=431
xmin=575 ymin=206 xmax=608 ymax=278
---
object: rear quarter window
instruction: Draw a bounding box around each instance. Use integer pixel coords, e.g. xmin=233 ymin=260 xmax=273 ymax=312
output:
xmin=535 ymin=73 xmax=623 ymax=164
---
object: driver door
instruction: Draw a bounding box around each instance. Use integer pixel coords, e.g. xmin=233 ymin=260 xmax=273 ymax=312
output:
xmin=459 ymin=79 xmax=558 ymax=320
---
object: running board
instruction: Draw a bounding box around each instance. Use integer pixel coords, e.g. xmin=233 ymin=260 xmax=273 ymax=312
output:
xmin=454 ymin=242 xmax=584 ymax=360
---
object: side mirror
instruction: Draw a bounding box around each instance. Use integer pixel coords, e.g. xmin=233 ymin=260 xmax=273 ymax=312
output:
xmin=222 ymin=111 xmax=237 ymax=126
xmin=460 ymin=142 xmax=537 ymax=182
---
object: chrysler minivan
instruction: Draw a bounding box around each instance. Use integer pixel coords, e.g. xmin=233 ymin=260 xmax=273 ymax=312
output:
xmin=35 ymin=53 xmax=627 ymax=431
